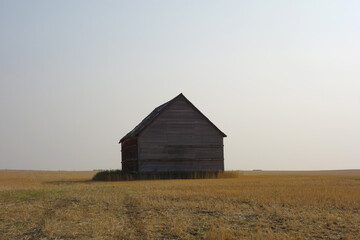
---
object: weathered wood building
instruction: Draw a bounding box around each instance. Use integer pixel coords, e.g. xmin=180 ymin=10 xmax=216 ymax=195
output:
xmin=119 ymin=93 xmax=226 ymax=172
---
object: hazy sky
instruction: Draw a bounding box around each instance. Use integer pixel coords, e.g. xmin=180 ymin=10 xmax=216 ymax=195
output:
xmin=1 ymin=0 xmax=359 ymax=171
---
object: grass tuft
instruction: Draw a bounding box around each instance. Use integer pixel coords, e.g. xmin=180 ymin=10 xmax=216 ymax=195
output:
xmin=92 ymin=170 xmax=240 ymax=181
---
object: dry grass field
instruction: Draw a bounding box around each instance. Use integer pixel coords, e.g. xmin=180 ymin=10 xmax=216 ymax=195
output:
xmin=0 ymin=170 xmax=359 ymax=240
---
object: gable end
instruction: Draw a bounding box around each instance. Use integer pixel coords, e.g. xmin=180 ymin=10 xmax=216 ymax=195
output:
xmin=119 ymin=93 xmax=226 ymax=143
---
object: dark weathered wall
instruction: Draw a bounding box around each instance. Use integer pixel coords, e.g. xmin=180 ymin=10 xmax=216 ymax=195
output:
xmin=138 ymin=97 xmax=224 ymax=172
xmin=121 ymin=137 xmax=138 ymax=172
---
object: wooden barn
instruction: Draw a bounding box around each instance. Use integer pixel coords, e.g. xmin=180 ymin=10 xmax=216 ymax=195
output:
xmin=119 ymin=93 xmax=226 ymax=172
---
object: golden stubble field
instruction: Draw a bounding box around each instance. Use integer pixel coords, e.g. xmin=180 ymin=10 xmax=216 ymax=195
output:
xmin=0 ymin=170 xmax=359 ymax=240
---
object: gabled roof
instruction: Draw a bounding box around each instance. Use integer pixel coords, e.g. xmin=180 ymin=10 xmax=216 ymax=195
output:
xmin=119 ymin=93 xmax=226 ymax=143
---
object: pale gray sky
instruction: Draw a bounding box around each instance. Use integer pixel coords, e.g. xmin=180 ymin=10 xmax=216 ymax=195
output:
xmin=0 ymin=0 xmax=359 ymax=170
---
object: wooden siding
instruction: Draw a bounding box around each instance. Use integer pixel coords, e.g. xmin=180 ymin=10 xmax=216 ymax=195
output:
xmin=140 ymin=160 xmax=224 ymax=172
xmin=121 ymin=137 xmax=138 ymax=172
xmin=137 ymin=96 xmax=224 ymax=172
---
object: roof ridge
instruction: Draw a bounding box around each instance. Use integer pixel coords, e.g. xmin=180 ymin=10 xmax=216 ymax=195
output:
xmin=119 ymin=94 xmax=182 ymax=143
xmin=119 ymin=93 xmax=226 ymax=143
